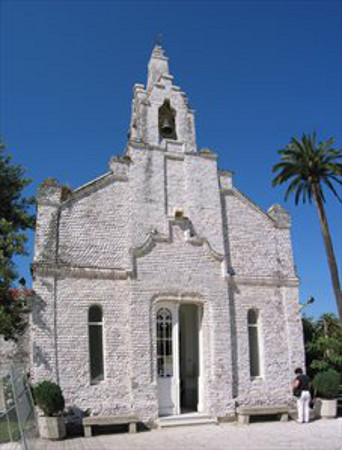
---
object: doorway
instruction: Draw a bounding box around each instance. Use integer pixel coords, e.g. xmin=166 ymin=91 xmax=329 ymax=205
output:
xmin=179 ymin=304 xmax=199 ymax=413
xmin=156 ymin=302 xmax=201 ymax=416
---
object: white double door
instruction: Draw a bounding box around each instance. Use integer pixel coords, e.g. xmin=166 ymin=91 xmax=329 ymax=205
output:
xmin=157 ymin=302 xmax=202 ymax=416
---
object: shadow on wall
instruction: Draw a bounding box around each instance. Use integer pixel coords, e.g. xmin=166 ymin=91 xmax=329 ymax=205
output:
xmin=31 ymin=288 xmax=51 ymax=334
xmin=31 ymin=284 xmax=52 ymax=372
xmin=33 ymin=342 xmax=52 ymax=372
xmin=220 ymin=192 xmax=240 ymax=399
xmin=38 ymin=210 xmax=60 ymax=263
xmin=228 ymin=280 xmax=240 ymax=399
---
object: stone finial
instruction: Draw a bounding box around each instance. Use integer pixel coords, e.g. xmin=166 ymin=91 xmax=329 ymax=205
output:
xmin=218 ymin=170 xmax=234 ymax=190
xmin=109 ymin=155 xmax=131 ymax=178
xmin=267 ymin=204 xmax=291 ymax=228
xmin=147 ymin=45 xmax=169 ymax=90
xmin=36 ymin=178 xmax=63 ymax=205
xmin=151 ymin=45 xmax=165 ymax=59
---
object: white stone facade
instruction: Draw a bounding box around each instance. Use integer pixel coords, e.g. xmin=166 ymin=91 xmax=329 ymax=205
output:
xmin=30 ymin=46 xmax=304 ymax=422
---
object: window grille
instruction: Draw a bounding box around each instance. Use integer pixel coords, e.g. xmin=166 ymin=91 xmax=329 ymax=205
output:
xmin=156 ymin=308 xmax=173 ymax=377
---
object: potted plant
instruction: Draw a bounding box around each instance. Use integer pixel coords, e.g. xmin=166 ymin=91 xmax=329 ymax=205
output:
xmin=33 ymin=380 xmax=66 ymax=439
xmin=313 ymin=369 xmax=340 ymax=419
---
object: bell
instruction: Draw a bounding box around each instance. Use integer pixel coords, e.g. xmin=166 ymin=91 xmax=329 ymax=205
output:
xmin=161 ymin=117 xmax=173 ymax=136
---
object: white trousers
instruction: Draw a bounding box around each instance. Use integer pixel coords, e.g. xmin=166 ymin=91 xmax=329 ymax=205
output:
xmin=297 ymin=390 xmax=310 ymax=423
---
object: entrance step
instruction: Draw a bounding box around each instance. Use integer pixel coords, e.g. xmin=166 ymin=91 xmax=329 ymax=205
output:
xmin=156 ymin=413 xmax=218 ymax=429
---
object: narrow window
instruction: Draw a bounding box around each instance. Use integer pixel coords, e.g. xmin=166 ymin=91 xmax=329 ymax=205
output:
xmin=88 ymin=305 xmax=104 ymax=384
xmin=248 ymin=309 xmax=261 ymax=377
xmin=156 ymin=308 xmax=173 ymax=377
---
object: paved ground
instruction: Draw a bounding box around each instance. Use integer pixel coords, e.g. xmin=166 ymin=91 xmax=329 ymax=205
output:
xmin=2 ymin=419 xmax=342 ymax=450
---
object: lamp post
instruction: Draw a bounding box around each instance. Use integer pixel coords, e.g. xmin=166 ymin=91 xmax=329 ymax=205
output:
xmin=297 ymin=296 xmax=315 ymax=313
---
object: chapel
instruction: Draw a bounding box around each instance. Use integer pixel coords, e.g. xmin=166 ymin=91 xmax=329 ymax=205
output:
xmin=31 ymin=46 xmax=304 ymax=422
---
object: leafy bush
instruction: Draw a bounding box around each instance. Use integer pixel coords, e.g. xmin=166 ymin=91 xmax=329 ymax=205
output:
xmin=313 ymin=369 xmax=340 ymax=399
xmin=302 ymin=313 xmax=342 ymax=378
xmin=33 ymin=381 xmax=65 ymax=416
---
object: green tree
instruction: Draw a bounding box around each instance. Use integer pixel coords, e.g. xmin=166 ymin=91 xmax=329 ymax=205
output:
xmin=272 ymin=133 xmax=342 ymax=322
xmin=302 ymin=315 xmax=319 ymax=377
xmin=303 ymin=313 xmax=342 ymax=377
xmin=0 ymin=140 xmax=35 ymax=340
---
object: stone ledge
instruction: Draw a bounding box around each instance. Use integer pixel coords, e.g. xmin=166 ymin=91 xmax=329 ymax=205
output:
xmin=33 ymin=263 xmax=132 ymax=280
xmin=198 ymin=148 xmax=217 ymax=160
xmin=228 ymin=276 xmax=299 ymax=287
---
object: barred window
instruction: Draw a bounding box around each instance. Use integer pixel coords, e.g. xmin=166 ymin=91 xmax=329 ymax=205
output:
xmin=88 ymin=305 xmax=104 ymax=384
xmin=248 ymin=309 xmax=260 ymax=377
xmin=157 ymin=308 xmax=173 ymax=377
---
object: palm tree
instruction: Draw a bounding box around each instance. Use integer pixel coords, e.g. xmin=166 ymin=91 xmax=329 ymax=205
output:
xmin=272 ymin=133 xmax=342 ymax=322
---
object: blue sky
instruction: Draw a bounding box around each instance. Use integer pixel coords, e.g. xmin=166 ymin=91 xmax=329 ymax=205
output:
xmin=1 ymin=0 xmax=341 ymax=319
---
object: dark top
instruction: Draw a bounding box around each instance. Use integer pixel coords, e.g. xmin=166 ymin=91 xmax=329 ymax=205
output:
xmin=296 ymin=374 xmax=310 ymax=391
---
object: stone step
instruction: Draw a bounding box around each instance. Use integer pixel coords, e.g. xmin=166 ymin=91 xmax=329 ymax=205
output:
xmin=156 ymin=414 xmax=218 ymax=428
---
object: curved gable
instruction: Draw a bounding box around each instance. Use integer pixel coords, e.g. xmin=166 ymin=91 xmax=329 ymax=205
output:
xmin=133 ymin=220 xmax=224 ymax=281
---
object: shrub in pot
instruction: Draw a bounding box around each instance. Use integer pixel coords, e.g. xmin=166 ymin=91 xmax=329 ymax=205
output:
xmin=33 ymin=380 xmax=66 ymax=439
xmin=313 ymin=369 xmax=340 ymax=419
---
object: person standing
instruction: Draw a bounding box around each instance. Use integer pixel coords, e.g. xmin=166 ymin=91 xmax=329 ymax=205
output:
xmin=293 ymin=367 xmax=311 ymax=423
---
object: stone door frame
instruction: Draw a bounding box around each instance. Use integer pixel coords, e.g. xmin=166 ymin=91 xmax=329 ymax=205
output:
xmin=152 ymin=294 xmax=205 ymax=416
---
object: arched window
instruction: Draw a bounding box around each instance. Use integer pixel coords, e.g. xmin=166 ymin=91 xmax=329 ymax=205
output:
xmin=88 ymin=305 xmax=104 ymax=384
xmin=248 ymin=309 xmax=261 ymax=378
xmin=156 ymin=308 xmax=173 ymax=377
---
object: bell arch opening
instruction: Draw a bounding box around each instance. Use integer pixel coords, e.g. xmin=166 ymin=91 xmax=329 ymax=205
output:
xmin=158 ymin=99 xmax=177 ymax=140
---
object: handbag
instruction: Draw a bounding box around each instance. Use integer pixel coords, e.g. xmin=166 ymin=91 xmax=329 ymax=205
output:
xmin=293 ymin=387 xmax=301 ymax=397
xmin=293 ymin=375 xmax=302 ymax=397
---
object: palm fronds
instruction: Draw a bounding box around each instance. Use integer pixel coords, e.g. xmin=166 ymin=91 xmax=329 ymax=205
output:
xmin=272 ymin=133 xmax=342 ymax=204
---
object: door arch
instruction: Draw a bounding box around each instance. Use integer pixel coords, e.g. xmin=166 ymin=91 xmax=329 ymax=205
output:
xmin=155 ymin=300 xmax=203 ymax=416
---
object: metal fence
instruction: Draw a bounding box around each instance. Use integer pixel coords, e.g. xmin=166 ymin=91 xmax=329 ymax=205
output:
xmin=0 ymin=366 xmax=38 ymax=450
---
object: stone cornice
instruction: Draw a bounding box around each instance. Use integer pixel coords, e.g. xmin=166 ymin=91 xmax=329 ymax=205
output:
xmin=228 ymin=275 xmax=299 ymax=287
xmin=165 ymin=151 xmax=184 ymax=161
xmin=127 ymin=141 xmax=219 ymax=160
xmin=32 ymin=264 xmax=298 ymax=287
xmin=37 ymin=200 xmax=61 ymax=207
xmin=151 ymin=292 xmax=205 ymax=305
xmin=33 ymin=263 xmax=132 ymax=280
xmin=197 ymin=148 xmax=217 ymax=160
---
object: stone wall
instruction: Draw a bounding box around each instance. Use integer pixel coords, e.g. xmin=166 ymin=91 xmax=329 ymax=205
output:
xmin=58 ymin=178 xmax=130 ymax=269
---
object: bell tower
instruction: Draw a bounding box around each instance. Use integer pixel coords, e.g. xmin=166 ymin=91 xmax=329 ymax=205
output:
xmin=128 ymin=45 xmax=197 ymax=153
xmin=124 ymin=45 xmax=224 ymax=259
